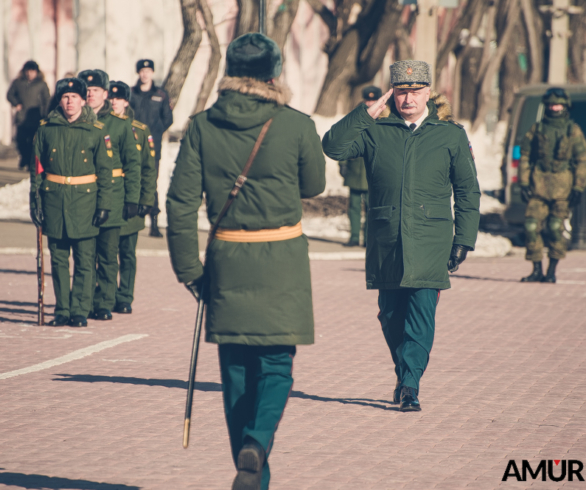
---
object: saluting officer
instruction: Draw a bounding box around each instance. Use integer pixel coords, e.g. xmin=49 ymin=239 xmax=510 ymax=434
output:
xmin=167 ymin=34 xmax=326 ymax=490
xmin=108 ymin=80 xmax=157 ymax=314
xmin=129 ymin=59 xmax=173 ymax=238
xmin=78 ymin=70 xmax=141 ymax=321
xmin=30 ymin=78 xmax=113 ymax=327
xmin=323 ymin=61 xmax=480 ymax=412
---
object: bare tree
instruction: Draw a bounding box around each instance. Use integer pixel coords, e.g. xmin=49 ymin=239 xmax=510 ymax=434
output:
xmin=269 ymin=0 xmax=301 ymax=53
xmin=569 ymin=0 xmax=586 ymax=83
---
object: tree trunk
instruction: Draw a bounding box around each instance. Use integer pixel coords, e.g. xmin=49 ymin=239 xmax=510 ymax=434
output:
xmin=520 ymin=0 xmax=543 ymax=83
xmin=163 ymin=0 xmax=203 ymax=108
xmin=192 ymin=0 xmax=222 ymax=115
xmin=569 ymin=0 xmax=586 ymax=83
xmin=234 ymin=0 xmax=259 ymax=37
xmin=498 ymin=26 xmax=526 ymax=120
xmin=270 ymin=0 xmax=301 ymax=53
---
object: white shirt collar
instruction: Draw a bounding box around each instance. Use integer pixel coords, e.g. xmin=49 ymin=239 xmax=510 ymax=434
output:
xmin=403 ymin=106 xmax=429 ymax=130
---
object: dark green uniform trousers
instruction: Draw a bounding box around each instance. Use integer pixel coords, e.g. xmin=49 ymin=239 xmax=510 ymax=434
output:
xmin=48 ymin=234 xmax=96 ymax=318
xmin=378 ymin=288 xmax=439 ymax=392
xmin=116 ymin=232 xmax=139 ymax=305
xmin=93 ymin=227 xmax=121 ymax=311
xmin=219 ymin=344 xmax=296 ymax=490
xmin=348 ymin=189 xmax=368 ymax=242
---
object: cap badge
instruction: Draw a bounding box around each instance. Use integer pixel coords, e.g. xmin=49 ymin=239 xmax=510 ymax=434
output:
xmin=88 ymin=75 xmax=93 ymax=81
xmin=144 ymin=61 xmax=148 ymax=66
xmin=68 ymin=81 xmax=73 ymax=87
xmin=406 ymin=67 xmax=413 ymax=75
xmin=112 ymin=87 xmax=118 ymax=92
xmin=369 ymin=92 xmax=374 ymax=98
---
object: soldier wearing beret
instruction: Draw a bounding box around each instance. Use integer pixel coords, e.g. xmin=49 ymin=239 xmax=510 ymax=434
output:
xmin=339 ymin=85 xmax=382 ymax=247
xmin=129 ymin=59 xmax=173 ymax=238
xmin=167 ymin=33 xmax=325 ymax=489
xmin=78 ymin=70 xmax=141 ymax=321
xmin=323 ymin=60 xmax=480 ymax=412
xmin=108 ymin=81 xmax=157 ymax=314
xmin=30 ymin=78 xmax=113 ymax=327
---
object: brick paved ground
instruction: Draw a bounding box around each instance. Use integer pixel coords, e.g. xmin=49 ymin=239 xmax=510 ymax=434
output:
xmin=0 ymin=252 xmax=586 ymax=489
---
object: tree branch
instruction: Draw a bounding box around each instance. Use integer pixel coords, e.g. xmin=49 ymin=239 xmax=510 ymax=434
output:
xmin=306 ymin=0 xmax=337 ymax=36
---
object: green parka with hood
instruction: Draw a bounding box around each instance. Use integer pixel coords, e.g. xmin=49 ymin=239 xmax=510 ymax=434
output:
xmin=30 ymin=105 xmax=113 ymax=239
xmin=322 ymin=92 xmax=480 ymax=290
xmin=167 ymin=77 xmax=326 ymax=346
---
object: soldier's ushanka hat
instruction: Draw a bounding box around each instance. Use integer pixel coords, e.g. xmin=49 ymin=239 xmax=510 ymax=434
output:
xmin=226 ymin=33 xmax=282 ymax=81
xmin=55 ymin=77 xmax=87 ymax=101
xmin=362 ymin=86 xmax=382 ymax=101
xmin=78 ymin=69 xmax=110 ymax=90
xmin=390 ymin=60 xmax=431 ymax=88
xmin=136 ymin=59 xmax=155 ymax=72
xmin=108 ymin=81 xmax=131 ymax=101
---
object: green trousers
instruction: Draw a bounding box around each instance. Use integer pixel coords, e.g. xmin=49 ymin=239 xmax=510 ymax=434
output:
xmin=348 ymin=189 xmax=368 ymax=242
xmin=93 ymin=227 xmax=121 ymax=311
xmin=48 ymin=234 xmax=96 ymax=318
xmin=378 ymin=288 xmax=439 ymax=392
xmin=524 ymin=197 xmax=569 ymax=262
xmin=116 ymin=232 xmax=138 ymax=305
xmin=219 ymin=344 xmax=296 ymax=490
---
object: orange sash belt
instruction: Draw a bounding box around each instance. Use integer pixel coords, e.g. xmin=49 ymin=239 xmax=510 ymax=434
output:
xmin=112 ymin=168 xmax=125 ymax=177
xmin=45 ymin=173 xmax=97 ymax=185
xmin=215 ymin=222 xmax=302 ymax=243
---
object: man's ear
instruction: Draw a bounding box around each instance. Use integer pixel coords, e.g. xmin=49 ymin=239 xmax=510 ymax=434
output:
xmin=81 ymin=100 xmax=86 ymax=106
xmin=425 ymin=87 xmax=431 ymax=101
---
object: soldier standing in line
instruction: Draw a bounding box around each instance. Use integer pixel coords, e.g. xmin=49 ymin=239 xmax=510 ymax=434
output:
xmin=323 ymin=61 xmax=480 ymax=412
xmin=339 ymin=85 xmax=382 ymax=247
xmin=108 ymin=81 xmax=157 ymax=314
xmin=30 ymin=78 xmax=112 ymax=327
xmin=78 ymin=70 xmax=141 ymax=321
xmin=129 ymin=59 xmax=173 ymax=238
xmin=519 ymin=88 xmax=586 ymax=283
xmin=167 ymin=34 xmax=325 ymax=490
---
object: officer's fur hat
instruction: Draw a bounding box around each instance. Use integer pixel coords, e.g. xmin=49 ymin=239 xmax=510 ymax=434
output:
xmin=136 ymin=59 xmax=155 ymax=72
xmin=390 ymin=60 xmax=431 ymax=88
xmin=108 ymin=81 xmax=131 ymax=101
xmin=55 ymin=77 xmax=87 ymax=101
xmin=78 ymin=69 xmax=109 ymax=90
xmin=226 ymin=33 xmax=282 ymax=81
xmin=362 ymin=86 xmax=382 ymax=101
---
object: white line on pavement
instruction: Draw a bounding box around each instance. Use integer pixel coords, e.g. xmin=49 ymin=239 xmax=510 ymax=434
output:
xmin=0 ymin=334 xmax=148 ymax=380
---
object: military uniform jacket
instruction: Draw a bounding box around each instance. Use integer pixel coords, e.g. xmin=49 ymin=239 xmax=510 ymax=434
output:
xmin=323 ymin=93 xmax=480 ymax=290
xmin=30 ymin=106 xmax=113 ymax=239
xmin=340 ymin=157 xmax=368 ymax=191
xmin=167 ymin=77 xmax=326 ymax=346
xmin=97 ymin=101 xmax=141 ymax=228
xmin=120 ymin=116 xmax=157 ymax=236
xmin=518 ymin=115 xmax=586 ymax=201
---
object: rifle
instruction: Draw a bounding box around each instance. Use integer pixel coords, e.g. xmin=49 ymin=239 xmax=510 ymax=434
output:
xmin=182 ymin=118 xmax=273 ymax=449
xmin=37 ymin=218 xmax=44 ymax=326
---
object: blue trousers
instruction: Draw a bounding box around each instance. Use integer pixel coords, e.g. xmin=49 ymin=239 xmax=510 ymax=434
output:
xmin=378 ymin=288 xmax=439 ymax=391
xmin=219 ymin=344 xmax=295 ymax=490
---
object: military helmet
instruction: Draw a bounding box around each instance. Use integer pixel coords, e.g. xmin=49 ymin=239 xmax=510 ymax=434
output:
xmin=542 ymin=87 xmax=571 ymax=108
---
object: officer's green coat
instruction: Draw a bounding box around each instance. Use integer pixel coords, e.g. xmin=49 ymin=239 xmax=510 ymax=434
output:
xmin=518 ymin=114 xmax=586 ymax=199
xmin=322 ymin=92 xmax=480 ymax=290
xmin=120 ymin=114 xmax=157 ymax=236
xmin=339 ymin=157 xmax=368 ymax=191
xmin=96 ymin=101 xmax=141 ymax=228
xmin=167 ymin=76 xmax=326 ymax=346
xmin=30 ymin=106 xmax=113 ymax=239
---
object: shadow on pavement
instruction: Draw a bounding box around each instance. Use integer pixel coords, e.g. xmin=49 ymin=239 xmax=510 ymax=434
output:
xmin=290 ymin=390 xmax=400 ymax=411
xmin=0 ymin=269 xmax=51 ymax=276
xmin=0 ymin=306 xmax=39 ymax=315
xmin=0 ymin=472 xmax=140 ymax=489
xmin=0 ymin=317 xmax=38 ymax=325
xmin=451 ymin=274 xmax=519 ymax=283
xmin=52 ymin=374 xmax=221 ymax=392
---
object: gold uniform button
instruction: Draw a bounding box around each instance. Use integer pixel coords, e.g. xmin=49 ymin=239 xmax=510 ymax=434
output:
xmin=87 ymin=189 xmax=90 ymax=193
xmin=84 ymin=159 xmax=87 ymax=162
xmin=45 ymin=187 xmax=49 ymax=190
xmin=52 ymin=149 xmax=56 ymax=152
xmin=81 ymin=150 xmax=85 ymax=153
xmin=112 ymin=179 xmax=115 ymax=183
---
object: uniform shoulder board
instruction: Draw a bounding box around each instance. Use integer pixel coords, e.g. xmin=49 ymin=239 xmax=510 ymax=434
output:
xmin=93 ymin=121 xmax=105 ymax=130
xmin=39 ymin=119 xmax=47 ymax=126
xmin=111 ymin=111 xmax=129 ymax=120
xmin=132 ymin=120 xmax=147 ymax=131
xmin=285 ymin=105 xmax=310 ymax=117
xmin=448 ymin=120 xmax=464 ymax=129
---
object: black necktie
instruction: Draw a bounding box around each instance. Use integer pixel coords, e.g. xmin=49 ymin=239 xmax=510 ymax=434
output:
xmin=409 ymin=123 xmax=416 ymax=132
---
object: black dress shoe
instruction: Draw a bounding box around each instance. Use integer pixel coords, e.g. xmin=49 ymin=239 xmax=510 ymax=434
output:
xmin=47 ymin=315 xmax=69 ymax=327
xmin=393 ymin=379 xmax=401 ymax=404
xmin=232 ymin=437 xmax=265 ymax=490
xmin=69 ymin=315 xmax=87 ymax=327
xmin=400 ymin=386 xmax=421 ymax=412
xmin=113 ymin=303 xmax=132 ymax=314
xmin=92 ymin=308 xmax=113 ymax=321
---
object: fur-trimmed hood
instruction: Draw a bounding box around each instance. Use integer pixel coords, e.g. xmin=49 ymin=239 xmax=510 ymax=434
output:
xmin=377 ymin=91 xmax=453 ymax=122
xmin=217 ymin=76 xmax=292 ymax=106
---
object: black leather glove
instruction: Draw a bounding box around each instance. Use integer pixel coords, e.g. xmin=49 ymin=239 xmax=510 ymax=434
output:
xmin=185 ymin=277 xmax=204 ymax=301
xmin=92 ymin=209 xmax=110 ymax=227
xmin=448 ymin=244 xmax=471 ymax=273
xmin=123 ymin=202 xmax=139 ymax=220
xmin=520 ymin=186 xmax=532 ymax=203
xmin=569 ymin=188 xmax=583 ymax=208
xmin=137 ymin=204 xmax=152 ymax=218
xmin=30 ymin=206 xmax=44 ymax=228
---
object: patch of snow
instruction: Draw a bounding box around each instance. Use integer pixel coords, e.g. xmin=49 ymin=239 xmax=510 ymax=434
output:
xmin=469 ymin=232 xmax=512 ymax=258
xmin=302 ymin=215 xmax=349 ymax=240
xmin=0 ymin=179 xmax=31 ymax=221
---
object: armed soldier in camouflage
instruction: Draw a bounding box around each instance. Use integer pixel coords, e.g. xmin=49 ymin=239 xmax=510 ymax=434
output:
xmin=518 ymin=88 xmax=586 ymax=283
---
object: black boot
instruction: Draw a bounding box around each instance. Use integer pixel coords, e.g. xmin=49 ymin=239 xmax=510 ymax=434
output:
xmin=149 ymin=215 xmax=163 ymax=238
xmin=48 ymin=315 xmax=70 ymax=327
xmin=521 ymin=261 xmax=544 ymax=282
xmin=542 ymin=258 xmax=558 ymax=283
xmin=392 ymin=378 xmax=401 ymax=404
xmin=399 ymin=386 xmax=421 ymax=412
xmin=232 ymin=437 xmax=265 ymax=490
